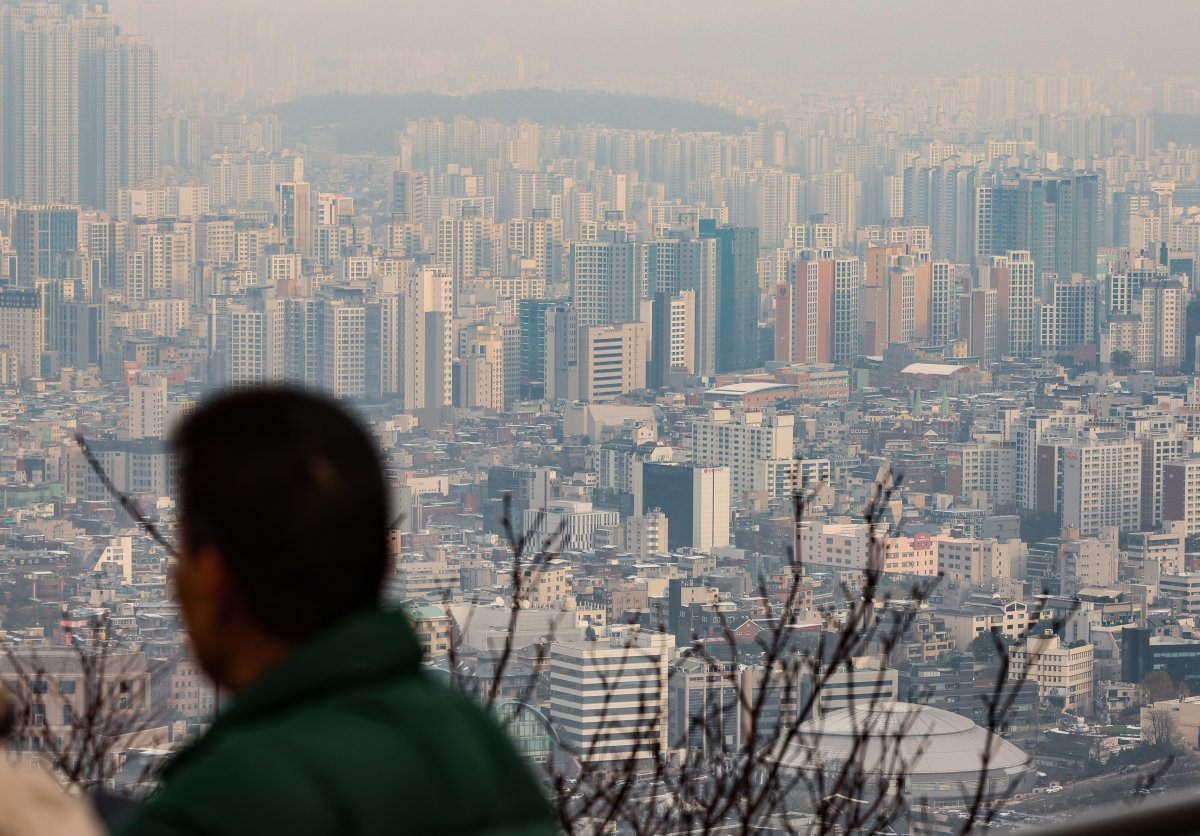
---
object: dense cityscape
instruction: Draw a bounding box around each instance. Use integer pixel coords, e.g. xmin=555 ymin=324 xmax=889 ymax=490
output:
xmin=5 ymin=0 xmax=1200 ymax=832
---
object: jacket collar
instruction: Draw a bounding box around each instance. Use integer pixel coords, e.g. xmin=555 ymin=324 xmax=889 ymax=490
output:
xmin=164 ymin=607 xmax=423 ymax=778
xmin=217 ymin=606 xmax=424 ymax=727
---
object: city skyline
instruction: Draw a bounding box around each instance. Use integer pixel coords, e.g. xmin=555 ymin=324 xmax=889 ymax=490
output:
xmin=6 ymin=0 xmax=1200 ymax=830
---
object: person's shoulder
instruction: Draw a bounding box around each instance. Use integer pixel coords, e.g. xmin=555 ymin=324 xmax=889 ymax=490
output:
xmin=115 ymin=731 xmax=341 ymax=836
xmin=0 ymin=762 xmax=102 ymax=836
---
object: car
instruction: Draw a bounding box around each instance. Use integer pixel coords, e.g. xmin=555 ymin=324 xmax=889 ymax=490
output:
xmin=1045 ymin=786 xmax=1063 ymax=794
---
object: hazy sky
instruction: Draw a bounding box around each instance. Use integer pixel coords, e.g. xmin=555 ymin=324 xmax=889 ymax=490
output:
xmin=122 ymin=0 xmax=1199 ymax=83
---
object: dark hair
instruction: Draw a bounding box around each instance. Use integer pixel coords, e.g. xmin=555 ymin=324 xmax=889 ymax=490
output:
xmin=174 ymin=387 xmax=389 ymax=640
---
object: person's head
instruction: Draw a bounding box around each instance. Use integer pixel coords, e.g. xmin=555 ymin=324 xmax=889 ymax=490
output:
xmin=173 ymin=387 xmax=389 ymax=690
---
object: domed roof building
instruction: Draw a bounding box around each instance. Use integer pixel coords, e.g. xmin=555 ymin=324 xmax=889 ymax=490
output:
xmin=769 ymin=701 xmax=1034 ymax=805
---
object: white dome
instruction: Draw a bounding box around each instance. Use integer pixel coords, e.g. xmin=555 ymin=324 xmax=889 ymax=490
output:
xmin=770 ymin=701 xmax=1033 ymax=803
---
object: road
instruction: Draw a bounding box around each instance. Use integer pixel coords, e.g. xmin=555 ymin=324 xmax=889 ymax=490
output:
xmin=1008 ymin=756 xmax=1191 ymax=818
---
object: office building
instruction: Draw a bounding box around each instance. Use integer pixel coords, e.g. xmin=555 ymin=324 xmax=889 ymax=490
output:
xmin=276 ymin=181 xmax=312 ymax=256
xmin=577 ymin=321 xmax=646 ymax=403
xmin=13 ymin=205 xmax=78 ymax=285
xmin=522 ymin=500 xmax=619 ymax=553
xmin=634 ymin=462 xmax=731 ymax=552
xmin=549 ymin=631 xmax=674 ymax=767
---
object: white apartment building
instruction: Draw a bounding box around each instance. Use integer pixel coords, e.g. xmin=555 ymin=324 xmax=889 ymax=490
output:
xmin=624 ymin=512 xmax=669 ymax=559
xmin=751 ymin=457 xmax=831 ymax=500
xmin=402 ymin=266 xmax=454 ymax=412
xmin=690 ymin=409 xmax=794 ymax=499
xmin=129 ymin=375 xmax=168 ymax=439
xmin=320 ymin=295 xmax=367 ymax=399
xmin=0 ymin=289 xmax=43 ymax=382
xmin=799 ymin=520 xmax=873 ymax=570
xmin=1004 ymin=250 xmax=1036 ymax=358
xmin=946 ymin=437 xmax=1016 ymax=509
xmin=936 ymin=536 xmax=1026 ymax=586
xmin=1058 ymin=535 xmax=1119 ymax=593
xmin=1060 ymin=430 xmax=1142 ymax=537
xmin=1014 ymin=409 xmax=1086 ymax=513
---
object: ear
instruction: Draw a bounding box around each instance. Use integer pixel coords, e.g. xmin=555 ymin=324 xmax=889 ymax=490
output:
xmin=181 ymin=545 xmax=239 ymax=627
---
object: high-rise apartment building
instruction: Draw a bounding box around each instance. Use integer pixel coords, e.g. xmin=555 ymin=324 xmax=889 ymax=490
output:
xmin=1 ymin=3 xmax=79 ymax=204
xmin=698 ymin=220 xmax=760 ymax=373
xmin=318 ymin=286 xmax=367 ymax=400
xmin=401 ymin=266 xmax=454 ymax=413
xmin=456 ymin=323 xmax=506 ymax=411
xmin=0 ymin=3 xmax=157 ymax=208
xmin=988 ymin=250 xmax=1036 ymax=358
xmin=689 ymin=409 xmax=794 ymax=499
xmin=820 ymin=170 xmax=859 ymax=242
xmin=958 ymin=287 xmax=997 ymax=362
xmin=977 ymin=172 xmax=1100 ymax=294
xmin=276 ymin=181 xmax=312 ymax=256
xmin=1038 ymin=274 xmax=1099 ymax=357
xmin=570 ymin=235 xmax=637 ymax=328
xmin=831 ymin=257 xmax=862 ymax=364
xmin=506 ymin=214 xmax=562 ymax=282
xmin=648 ymin=290 xmax=696 ymax=389
xmin=775 ymin=256 xmax=831 ymax=365
xmin=391 ymin=170 xmax=428 ymax=229
xmin=436 ymin=211 xmax=495 ymax=307
xmin=1052 ymin=429 xmax=1143 ymax=537
xmin=129 ymin=374 xmax=168 ymax=439
xmin=80 ymin=32 xmax=159 ymax=211
xmin=1014 ymin=409 xmax=1086 ymax=513
xmin=0 ymin=287 xmax=42 ymax=381
xmin=774 ymin=254 xmax=863 ymax=366
xmin=946 ymin=437 xmax=1017 ymax=511
xmin=927 ymin=260 xmax=961 ymax=346
xmin=640 ymin=236 xmax=718 ymax=376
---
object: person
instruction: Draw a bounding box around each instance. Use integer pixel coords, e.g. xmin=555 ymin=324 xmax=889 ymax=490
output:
xmin=114 ymin=388 xmax=557 ymax=835
xmin=0 ymin=691 xmax=103 ymax=836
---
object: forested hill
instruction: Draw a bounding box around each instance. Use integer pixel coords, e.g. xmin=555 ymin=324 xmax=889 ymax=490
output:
xmin=272 ymin=89 xmax=749 ymax=152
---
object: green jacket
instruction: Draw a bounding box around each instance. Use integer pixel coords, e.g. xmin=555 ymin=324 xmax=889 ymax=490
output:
xmin=114 ymin=608 xmax=558 ymax=835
